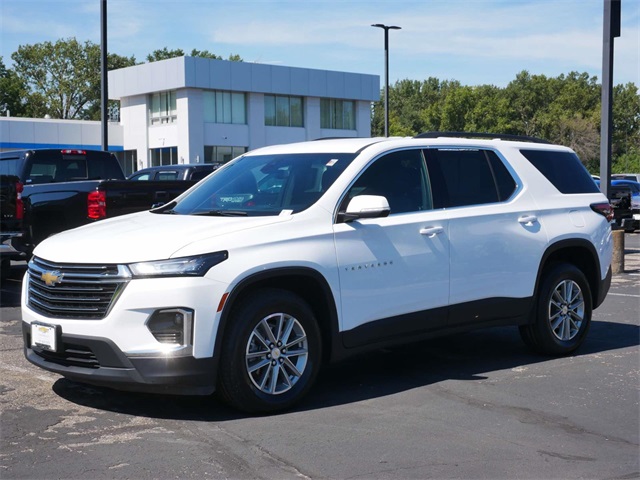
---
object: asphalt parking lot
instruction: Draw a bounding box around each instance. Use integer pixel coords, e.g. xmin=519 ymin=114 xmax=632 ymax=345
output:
xmin=1 ymin=235 xmax=638 ymax=480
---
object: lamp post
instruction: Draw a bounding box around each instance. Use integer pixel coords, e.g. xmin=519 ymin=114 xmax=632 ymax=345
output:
xmin=371 ymin=23 xmax=401 ymax=137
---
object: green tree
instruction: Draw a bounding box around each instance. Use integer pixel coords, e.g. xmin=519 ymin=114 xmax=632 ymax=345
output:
xmin=11 ymin=38 xmax=136 ymax=120
xmin=0 ymin=56 xmax=28 ymax=117
xmin=146 ymin=47 xmax=243 ymax=62
xmin=612 ymin=83 xmax=640 ymax=158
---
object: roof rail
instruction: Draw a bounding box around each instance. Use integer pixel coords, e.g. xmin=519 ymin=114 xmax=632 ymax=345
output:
xmin=413 ymin=131 xmax=551 ymax=144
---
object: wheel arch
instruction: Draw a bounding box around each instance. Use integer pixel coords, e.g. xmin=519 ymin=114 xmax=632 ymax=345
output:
xmin=214 ymin=267 xmax=341 ymax=367
xmin=534 ymin=239 xmax=603 ymax=311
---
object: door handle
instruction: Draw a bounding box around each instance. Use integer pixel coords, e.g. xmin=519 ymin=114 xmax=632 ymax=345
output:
xmin=518 ymin=214 xmax=538 ymax=225
xmin=420 ymin=226 xmax=444 ymax=237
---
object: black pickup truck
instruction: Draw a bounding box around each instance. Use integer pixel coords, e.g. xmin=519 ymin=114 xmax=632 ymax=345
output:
xmin=0 ymin=149 xmax=197 ymax=258
xmin=0 ymin=174 xmax=26 ymax=276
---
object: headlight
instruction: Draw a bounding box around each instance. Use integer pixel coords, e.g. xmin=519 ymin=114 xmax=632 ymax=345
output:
xmin=128 ymin=251 xmax=228 ymax=278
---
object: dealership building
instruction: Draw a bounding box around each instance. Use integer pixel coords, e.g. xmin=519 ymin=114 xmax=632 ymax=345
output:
xmin=0 ymin=57 xmax=380 ymax=175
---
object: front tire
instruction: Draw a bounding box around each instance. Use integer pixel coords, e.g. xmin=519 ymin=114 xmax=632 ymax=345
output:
xmin=519 ymin=263 xmax=592 ymax=356
xmin=218 ymin=288 xmax=322 ymax=413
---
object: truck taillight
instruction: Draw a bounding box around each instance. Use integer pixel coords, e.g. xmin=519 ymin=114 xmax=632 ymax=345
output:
xmin=590 ymin=202 xmax=614 ymax=222
xmin=15 ymin=181 xmax=24 ymax=220
xmin=61 ymin=149 xmax=86 ymax=155
xmin=87 ymin=190 xmax=107 ymax=219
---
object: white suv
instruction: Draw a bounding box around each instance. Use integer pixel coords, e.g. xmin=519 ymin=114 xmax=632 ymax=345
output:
xmin=22 ymin=133 xmax=613 ymax=413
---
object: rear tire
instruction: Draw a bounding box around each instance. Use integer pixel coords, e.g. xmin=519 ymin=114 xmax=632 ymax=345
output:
xmin=519 ymin=263 xmax=592 ymax=355
xmin=218 ymin=288 xmax=322 ymax=413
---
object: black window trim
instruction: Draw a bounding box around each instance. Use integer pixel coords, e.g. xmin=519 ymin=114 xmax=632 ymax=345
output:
xmin=333 ymin=146 xmax=524 ymax=223
xmin=421 ymin=146 xmax=522 ymax=210
xmin=333 ymin=147 xmax=432 ymax=223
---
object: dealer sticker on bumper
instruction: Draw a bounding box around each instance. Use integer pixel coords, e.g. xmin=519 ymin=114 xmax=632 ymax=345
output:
xmin=31 ymin=323 xmax=57 ymax=352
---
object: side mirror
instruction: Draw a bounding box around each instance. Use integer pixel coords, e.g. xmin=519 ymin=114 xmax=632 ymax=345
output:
xmin=340 ymin=195 xmax=390 ymax=222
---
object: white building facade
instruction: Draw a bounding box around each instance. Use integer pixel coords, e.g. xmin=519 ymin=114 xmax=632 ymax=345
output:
xmin=110 ymin=56 xmax=379 ymax=172
xmin=0 ymin=57 xmax=379 ymax=175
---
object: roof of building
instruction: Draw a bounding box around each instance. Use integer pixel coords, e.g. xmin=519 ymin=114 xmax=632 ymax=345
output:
xmin=108 ymin=56 xmax=380 ymax=102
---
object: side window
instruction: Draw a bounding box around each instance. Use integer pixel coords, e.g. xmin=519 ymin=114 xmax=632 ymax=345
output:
xmin=425 ymin=149 xmax=504 ymax=208
xmin=129 ymin=172 xmax=151 ymax=181
xmin=487 ymin=151 xmax=517 ymax=201
xmin=520 ymin=149 xmax=599 ymax=194
xmin=190 ymin=170 xmax=212 ymax=181
xmin=0 ymin=158 xmax=22 ymax=176
xmin=344 ymin=149 xmax=431 ymax=214
xmin=156 ymin=171 xmax=179 ymax=181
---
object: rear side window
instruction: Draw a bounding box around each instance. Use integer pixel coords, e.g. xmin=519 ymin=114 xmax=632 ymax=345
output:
xmin=520 ymin=149 xmax=599 ymax=194
xmin=425 ymin=149 xmax=515 ymax=208
xmin=0 ymin=157 xmax=22 ymax=176
xmin=86 ymin=153 xmax=125 ymax=180
xmin=156 ymin=171 xmax=179 ymax=181
xmin=191 ymin=169 xmax=212 ymax=181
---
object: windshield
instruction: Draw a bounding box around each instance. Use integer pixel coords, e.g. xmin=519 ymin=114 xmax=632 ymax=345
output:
xmin=158 ymin=152 xmax=356 ymax=216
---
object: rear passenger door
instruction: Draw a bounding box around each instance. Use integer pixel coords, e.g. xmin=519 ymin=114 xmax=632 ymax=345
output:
xmin=424 ymin=148 xmax=547 ymax=327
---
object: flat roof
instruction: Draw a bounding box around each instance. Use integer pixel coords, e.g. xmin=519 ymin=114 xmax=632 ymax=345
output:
xmin=109 ymin=56 xmax=380 ymax=102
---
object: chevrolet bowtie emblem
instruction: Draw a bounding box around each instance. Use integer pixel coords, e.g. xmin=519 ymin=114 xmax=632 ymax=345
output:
xmin=41 ymin=271 xmax=63 ymax=287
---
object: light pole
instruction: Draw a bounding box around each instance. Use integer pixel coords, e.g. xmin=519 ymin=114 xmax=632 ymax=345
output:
xmin=371 ymin=23 xmax=401 ymax=137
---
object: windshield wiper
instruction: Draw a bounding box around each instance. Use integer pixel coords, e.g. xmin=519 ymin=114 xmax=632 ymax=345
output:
xmin=193 ymin=210 xmax=248 ymax=217
xmin=152 ymin=201 xmax=177 ymax=214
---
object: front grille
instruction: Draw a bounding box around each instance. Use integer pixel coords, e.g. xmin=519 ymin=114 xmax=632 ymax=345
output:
xmin=34 ymin=342 xmax=100 ymax=369
xmin=27 ymin=257 xmax=131 ymax=320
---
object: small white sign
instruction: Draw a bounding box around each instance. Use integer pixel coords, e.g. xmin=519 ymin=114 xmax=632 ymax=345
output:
xmin=31 ymin=323 xmax=57 ymax=352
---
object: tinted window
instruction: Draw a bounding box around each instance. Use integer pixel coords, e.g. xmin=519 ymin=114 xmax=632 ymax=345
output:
xmin=23 ymin=150 xmax=125 ymax=183
xmin=488 ymin=152 xmax=517 ymax=201
xmin=0 ymin=157 xmax=22 ymax=176
xmin=86 ymin=153 xmax=125 ymax=180
xmin=190 ymin=169 xmax=212 ymax=181
xmin=344 ymin=149 xmax=430 ymax=214
xmin=156 ymin=171 xmax=179 ymax=181
xmin=425 ymin=149 xmax=501 ymax=208
xmin=520 ymin=149 xmax=599 ymax=194
xmin=129 ymin=172 xmax=151 ymax=181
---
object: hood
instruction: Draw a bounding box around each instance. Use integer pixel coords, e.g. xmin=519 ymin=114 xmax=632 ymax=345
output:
xmin=33 ymin=211 xmax=291 ymax=264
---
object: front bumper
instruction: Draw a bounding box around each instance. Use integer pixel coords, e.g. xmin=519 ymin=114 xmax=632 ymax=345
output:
xmin=22 ymin=322 xmax=217 ymax=395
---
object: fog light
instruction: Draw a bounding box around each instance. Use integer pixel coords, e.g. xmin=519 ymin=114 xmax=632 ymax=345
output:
xmin=146 ymin=308 xmax=193 ymax=346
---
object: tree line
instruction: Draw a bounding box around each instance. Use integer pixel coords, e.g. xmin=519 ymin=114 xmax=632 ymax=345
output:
xmin=0 ymin=38 xmax=242 ymax=122
xmin=371 ymin=72 xmax=640 ymax=173
xmin=1 ymin=38 xmax=638 ymax=173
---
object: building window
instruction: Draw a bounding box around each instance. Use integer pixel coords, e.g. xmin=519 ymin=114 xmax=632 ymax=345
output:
xmin=205 ymin=146 xmax=247 ymax=164
xmin=321 ymin=99 xmax=355 ymax=130
xmin=113 ymin=150 xmax=138 ymax=177
xmin=149 ymin=91 xmax=177 ymax=125
xmin=203 ymin=91 xmax=246 ymax=124
xmin=265 ymin=95 xmax=303 ymax=127
xmin=150 ymin=147 xmax=178 ymax=166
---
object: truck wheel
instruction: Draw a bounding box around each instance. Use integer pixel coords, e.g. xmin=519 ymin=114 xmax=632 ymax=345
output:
xmin=218 ymin=288 xmax=322 ymax=413
xmin=519 ymin=263 xmax=592 ymax=356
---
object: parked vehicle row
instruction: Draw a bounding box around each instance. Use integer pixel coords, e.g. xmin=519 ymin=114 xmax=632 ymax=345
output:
xmin=0 ymin=149 xmax=208 ymax=261
xmin=0 ymin=174 xmax=26 ymax=275
xmin=596 ymin=179 xmax=640 ymax=232
xmin=128 ymin=164 xmax=220 ymax=182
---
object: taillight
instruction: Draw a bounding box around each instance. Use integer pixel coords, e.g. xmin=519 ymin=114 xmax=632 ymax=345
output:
xmin=591 ymin=202 xmax=614 ymax=222
xmin=61 ymin=149 xmax=86 ymax=155
xmin=15 ymin=181 xmax=24 ymax=220
xmin=87 ymin=190 xmax=107 ymax=219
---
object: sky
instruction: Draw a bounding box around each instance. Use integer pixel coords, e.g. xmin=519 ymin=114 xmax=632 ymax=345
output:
xmin=1 ymin=0 xmax=638 ymax=88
